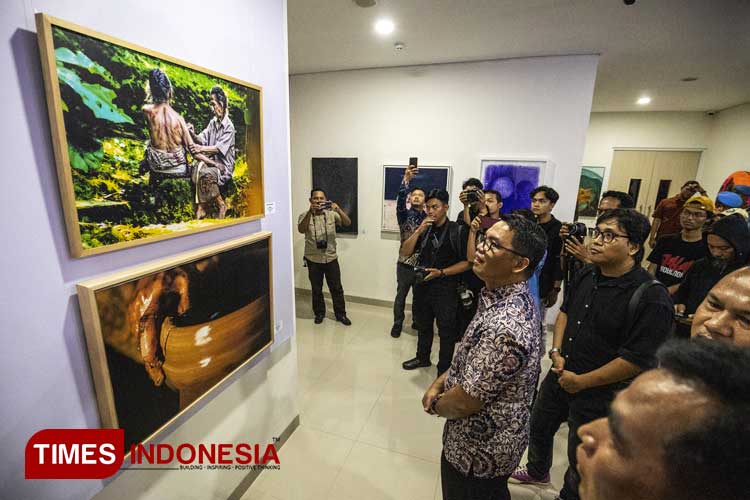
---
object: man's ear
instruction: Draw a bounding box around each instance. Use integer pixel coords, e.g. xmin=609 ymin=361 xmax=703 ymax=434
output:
xmin=514 ymin=256 xmax=531 ymax=276
xmin=628 ymin=242 xmax=640 ymax=257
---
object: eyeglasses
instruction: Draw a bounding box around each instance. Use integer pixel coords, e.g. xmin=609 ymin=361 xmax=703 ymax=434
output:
xmin=476 ymin=231 xmax=527 ymax=257
xmin=591 ymin=228 xmax=629 ymax=244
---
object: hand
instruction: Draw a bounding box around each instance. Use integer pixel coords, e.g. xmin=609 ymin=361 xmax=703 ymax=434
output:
xmin=418 ymin=216 xmax=435 ymax=233
xmin=331 ymin=202 xmax=340 ymax=211
xmin=559 ymin=226 xmax=570 ymax=239
xmin=404 ymin=165 xmax=418 ymax=182
xmin=556 ymin=370 xmax=588 ymax=394
xmin=674 ymin=304 xmax=686 ymax=315
xmin=309 ymin=200 xmax=320 ymax=212
xmin=422 ymin=385 xmax=443 ymax=413
xmin=459 ymin=190 xmax=470 ymax=206
xmin=543 ymin=289 xmax=560 ymax=308
xmin=470 ymin=215 xmax=482 ymax=233
xmin=550 ymin=352 xmax=565 ymax=373
xmin=472 ymin=189 xmax=485 ymax=207
xmin=424 ymin=268 xmax=444 ymax=282
xmin=186 ymin=123 xmax=195 ymax=134
xmin=127 ymin=269 xmax=190 ymax=386
xmin=564 ymin=238 xmax=590 ymax=263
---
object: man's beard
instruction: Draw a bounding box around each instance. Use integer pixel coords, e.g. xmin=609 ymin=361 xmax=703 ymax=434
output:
xmin=708 ymin=256 xmax=729 ymax=273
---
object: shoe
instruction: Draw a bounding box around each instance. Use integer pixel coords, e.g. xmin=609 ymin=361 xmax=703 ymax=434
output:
xmin=336 ymin=315 xmax=352 ymax=326
xmin=390 ymin=324 xmax=402 ymax=338
xmin=411 ymin=322 xmax=419 ymax=330
xmin=508 ymin=465 xmax=550 ymax=485
xmin=402 ymin=357 xmax=431 ymax=370
xmin=314 ymin=315 xmax=324 ymax=324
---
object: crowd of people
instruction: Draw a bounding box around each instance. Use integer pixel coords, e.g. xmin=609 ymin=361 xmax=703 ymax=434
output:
xmin=296 ymin=164 xmax=750 ymax=500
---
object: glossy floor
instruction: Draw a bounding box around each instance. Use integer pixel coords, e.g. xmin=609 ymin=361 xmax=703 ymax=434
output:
xmin=242 ymin=298 xmax=569 ymax=500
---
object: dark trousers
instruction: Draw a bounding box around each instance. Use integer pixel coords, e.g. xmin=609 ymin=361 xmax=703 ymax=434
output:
xmin=526 ymin=369 xmax=614 ymax=500
xmin=393 ymin=262 xmax=417 ymax=329
xmin=413 ymin=280 xmax=459 ymax=375
xmin=441 ymin=453 xmax=510 ymax=500
xmin=306 ymin=258 xmax=346 ymax=318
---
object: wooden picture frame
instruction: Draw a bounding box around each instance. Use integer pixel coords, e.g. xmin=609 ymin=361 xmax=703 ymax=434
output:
xmin=77 ymin=232 xmax=273 ymax=450
xmin=36 ymin=13 xmax=265 ymax=257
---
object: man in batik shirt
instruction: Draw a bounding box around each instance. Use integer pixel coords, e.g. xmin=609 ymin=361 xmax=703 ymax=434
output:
xmin=422 ymin=215 xmax=547 ymax=500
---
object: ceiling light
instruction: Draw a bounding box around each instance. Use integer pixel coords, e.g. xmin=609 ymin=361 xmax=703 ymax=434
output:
xmin=637 ymin=96 xmax=651 ymax=105
xmin=681 ymin=77 xmax=699 ymax=82
xmin=374 ymin=19 xmax=395 ymax=35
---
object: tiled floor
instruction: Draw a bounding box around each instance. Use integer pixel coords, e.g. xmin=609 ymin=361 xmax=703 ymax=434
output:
xmin=242 ymin=298 xmax=570 ymax=500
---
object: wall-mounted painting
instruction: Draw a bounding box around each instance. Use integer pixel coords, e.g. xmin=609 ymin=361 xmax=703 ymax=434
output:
xmin=77 ymin=232 xmax=273 ymax=450
xmin=311 ymin=158 xmax=358 ymax=234
xmin=575 ymin=166 xmax=606 ymax=219
xmin=480 ymin=159 xmax=549 ymax=214
xmin=382 ymin=165 xmax=452 ymax=232
xmin=36 ymin=14 xmax=264 ymax=257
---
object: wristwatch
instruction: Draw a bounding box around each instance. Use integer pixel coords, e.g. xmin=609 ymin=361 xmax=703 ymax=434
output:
xmin=548 ymin=348 xmax=561 ymax=359
xmin=429 ymin=393 xmax=443 ymax=416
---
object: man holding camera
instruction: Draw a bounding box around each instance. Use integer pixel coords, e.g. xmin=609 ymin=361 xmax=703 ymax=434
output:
xmin=298 ymin=188 xmax=352 ymax=325
xmin=391 ymin=163 xmax=427 ymax=338
xmin=530 ymin=186 xmax=564 ymax=313
xmin=401 ymin=189 xmax=471 ymax=375
xmin=511 ymin=208 xmax=673 ymax=500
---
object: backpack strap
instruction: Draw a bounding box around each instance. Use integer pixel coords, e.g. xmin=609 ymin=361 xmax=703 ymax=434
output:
xmin=624 ymin=279 xmax=665 ymax=334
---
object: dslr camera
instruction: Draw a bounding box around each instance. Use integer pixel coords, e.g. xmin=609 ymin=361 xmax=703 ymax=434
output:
xmin=319 ymin=200 xmax=333 ymax=210
xmin=465 ymin=190 xmax=481 ymax=203
xmin=563 ymin=222 xmax=588 ymax=243
xmin=456 ymin=284 xmax=475 ymax=310
xmin=315 ymin=239 xmax=328 ymax=250
xmin=413 ymin=266 xmax=428 ymax=285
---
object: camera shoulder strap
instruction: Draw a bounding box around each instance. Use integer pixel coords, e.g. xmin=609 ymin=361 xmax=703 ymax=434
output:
xmin=624 ymin=279 xmax=665 ymax=335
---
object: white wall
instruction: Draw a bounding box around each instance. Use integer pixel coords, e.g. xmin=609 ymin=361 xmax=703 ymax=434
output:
xmin=290 ymin=56 xmax=599 ymax=309
xmin=698 ymin=103 xmax=750 ymax=192
xmin=582 ymin=111 xmax=713 ymax=192
xmin=0 ymin=1 xmax=297 ymax=499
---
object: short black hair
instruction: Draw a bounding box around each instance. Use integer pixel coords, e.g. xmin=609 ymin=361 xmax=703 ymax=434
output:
xmin=425 ymin=188 xmax=449 ymax=205
xmin=409 ymin=186 xmax=425 ymax=196
xmin=501 ymin=214 xmax=548 ymax=278
xmin=484 ymin=189 xmax=502 ymax=203
xmin=530 ymin=186 xmax=559 ymax=204
xmin=462 ymin=178 xmax=483 ymax=190
xmin=595 ymin=208 xmax=651 ymax=263
xmin=148 ymin=68 xmax=172 ymax=103
xmin=310 ymin=188 xmax=325 ymax=198
xmin=510 ymin=208 xmax=536 ymax=221
xmin=601 ymin=190 xmax=635 ymax=209
xmin=657 ymin=339 xmax=750 ymax=500
xmin=210 ymin=85 xmax=228 ymax=113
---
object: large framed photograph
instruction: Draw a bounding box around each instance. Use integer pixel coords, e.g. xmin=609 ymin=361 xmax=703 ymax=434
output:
xmin=312 ymin=158 xmax=358 ymax=234
xmin=36 ymin=14 xmax=264 ymax=257
xmin=77 ymin=232 xmax=273 ymax=450
xmin=480 ymin=159 xmax=550 ymax=214
xmin=575 ymin=166 xmax=606 ymax=220
xmin=382 ymin=165 xmax=452 ymax=232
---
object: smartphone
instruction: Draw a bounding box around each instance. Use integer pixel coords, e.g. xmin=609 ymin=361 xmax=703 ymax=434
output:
xmin=409 ymin=157 xmax=418 ymax=168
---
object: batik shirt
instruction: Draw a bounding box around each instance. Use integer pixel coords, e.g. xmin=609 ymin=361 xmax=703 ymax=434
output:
xmin=442 ymin=281 xmax=542 ymax=478
xmin=397 ymin=180 xmax=427 ymax=266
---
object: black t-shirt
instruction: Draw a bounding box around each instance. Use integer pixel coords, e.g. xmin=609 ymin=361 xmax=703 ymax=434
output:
xmin=560 ymin=265 xmax=673 ymax=396
xmin=538 ymin=216 xmax=563 ymax=297
xmin=415 ymin=220 xmax=467 ymax=280
xmin=647 ymin=235 xmax=708 ymax=287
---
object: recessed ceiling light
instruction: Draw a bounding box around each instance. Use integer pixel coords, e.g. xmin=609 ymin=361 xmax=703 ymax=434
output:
xmin=637 ymin=96 xmax=652 ymax=105
xmin=374 ymin=19 xmax=395 ymax=35
xmin=681 ymin=77 xmax=699 ymax=82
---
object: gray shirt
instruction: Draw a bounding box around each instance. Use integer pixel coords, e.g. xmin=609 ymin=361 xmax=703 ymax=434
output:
xmin=197 ymin=114 xmax=236 ymax=185
xmin=299 ymin=210 xmax=342 ymax=264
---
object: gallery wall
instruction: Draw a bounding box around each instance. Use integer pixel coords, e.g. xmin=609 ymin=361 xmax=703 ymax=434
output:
xmin=698 ymin=103 xmax=750 ymax=193
xmin=290 ymin=55 xmax=599 ymax=313
xmin=0 ymin=1 xmax=296 ymax=499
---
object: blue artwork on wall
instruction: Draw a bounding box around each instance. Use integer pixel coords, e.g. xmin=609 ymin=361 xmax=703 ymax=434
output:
xmin=382 ymin=165 xmax=451 ymax=232
xmin=480 ymin=160 xmax=547 ymax=214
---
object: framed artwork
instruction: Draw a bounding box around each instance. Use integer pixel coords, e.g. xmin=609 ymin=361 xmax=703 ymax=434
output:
xmin=77 ymin=232 xmax=273 ymax=450
xmin=480 ymin=159 xmax=549 ymax=214
xmin=574 ymin=166 xmax=606 ymax=219
xmin=311 ymin=158 xmax=358 ymax=234
xmin=381 ymin=165 xmax=452 ymax=232
xmin=36 ymin=14 xmax=264 ymax=257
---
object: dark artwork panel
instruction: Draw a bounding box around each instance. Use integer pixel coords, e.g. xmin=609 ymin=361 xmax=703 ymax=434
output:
xmin=90 ymin=237 xmax=272 ymax=450
xmin=312 ymin=158 xmax=358 ymax=234
xmin=382 ymin=166 xmax=450 ymax=232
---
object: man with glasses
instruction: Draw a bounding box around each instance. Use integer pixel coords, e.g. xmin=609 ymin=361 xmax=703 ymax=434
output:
xmin=647 ymin=196 xmax=713 ymax=294
xmin=423 ymin=215 xmax=547 ymax=500
xmin=511 ymin=208 xmax=673 ymax=500
xmin=401 ymin=189 xmax=471 ymax=375
xmin=648 ymin=180 xmax=706 ymax=247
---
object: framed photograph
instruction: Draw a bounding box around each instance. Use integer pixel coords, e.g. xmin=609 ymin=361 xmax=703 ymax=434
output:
xmin=77 ymin=232 xmax=273 ymax=450
xmin=480 ymin=159 xmax=550 ymax=214
xmin=311 ymin=158 xmax=358 ymax=234
xmin=382 ymin=165 xmax=452 ymax=232
xmin=575 ymin=166 xmax=606 ymax=219
xmin=36 ymin=14 xmax=265 ymax=257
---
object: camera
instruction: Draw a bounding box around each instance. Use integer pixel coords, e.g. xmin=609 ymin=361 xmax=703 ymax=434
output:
xmin=457 ymin=284 xmax=475 ymax=310
xmin=320 ymin=200 xmax=333 ymax=210
xmin=413 ymin=266 xmax=428 ymax=285
xmin=563 ymin=222 xmax=588 ymax=242
xmin=466 ymin=190 xmax=481 ymax=203
xmin=315 ymin=240 xmax=328 ymax=250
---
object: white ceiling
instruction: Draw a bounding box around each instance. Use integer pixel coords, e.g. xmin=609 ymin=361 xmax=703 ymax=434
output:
xmin=288 ymin=0 xmax=750 ymax=112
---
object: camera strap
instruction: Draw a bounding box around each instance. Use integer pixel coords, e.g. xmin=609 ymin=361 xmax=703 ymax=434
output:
xmin=417 ymin=222 xmax=449 ymax=268
xmin=312 ymin=212 xmax=329 ymax=243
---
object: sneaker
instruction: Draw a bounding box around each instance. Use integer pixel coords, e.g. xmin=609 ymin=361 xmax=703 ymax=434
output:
xmin=509 ymin=465 xmax=550 ymax=485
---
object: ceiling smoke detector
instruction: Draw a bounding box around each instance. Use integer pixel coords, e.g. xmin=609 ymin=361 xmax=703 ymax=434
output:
xmin=353 ymin=0 xmax=377 ymax=7
xmin=394 ymin=42 xmax=405 ymax=51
